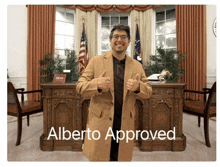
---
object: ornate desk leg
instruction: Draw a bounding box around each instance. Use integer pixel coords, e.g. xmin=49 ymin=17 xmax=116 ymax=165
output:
xmin=40 ymin=93 xmax=54 ymax=151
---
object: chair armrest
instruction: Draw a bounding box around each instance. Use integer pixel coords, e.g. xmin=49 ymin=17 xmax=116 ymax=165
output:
xmin=184 ymin=89 xmax=210 ymax=102
xmin=203 ymin=88 xmax=211 ymax=92
xmin=17 ymin=90 xmax=42 ymax=94
xmin=15 ymin=88 xmax=25 ymax=102
xmin=16 ymin=88 xmax=25 ymax=92
xmin=17 ymin=90 xmax=42 ymax=103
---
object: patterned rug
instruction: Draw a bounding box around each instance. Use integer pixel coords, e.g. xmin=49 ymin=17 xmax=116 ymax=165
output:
xmin=7 ymin=112 xmax=43 ymax=123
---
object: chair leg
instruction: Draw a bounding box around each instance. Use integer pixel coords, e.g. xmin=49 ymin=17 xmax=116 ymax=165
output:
xmin=16 ymin=115 xmax=22 ymax=146
xmin=27 ymin=115 xmax=30 ymax=126
xmin=204 ymin=116 xmax=211 ymax=147
xmin=198 ymin=116 xmax=201 ymax=127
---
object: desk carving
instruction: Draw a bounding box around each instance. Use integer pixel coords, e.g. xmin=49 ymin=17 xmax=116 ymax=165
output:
xmin=40 ymin=83 xmax=186 ymax=152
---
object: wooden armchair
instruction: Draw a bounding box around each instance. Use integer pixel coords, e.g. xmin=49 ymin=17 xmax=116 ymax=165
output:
xmin=7 ymin=82 xmax=43 ymax=146
xmin=183 ymin=82 xmax=216 ymax=147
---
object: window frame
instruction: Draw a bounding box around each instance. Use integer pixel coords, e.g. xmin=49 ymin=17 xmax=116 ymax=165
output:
xmin=152 ymin=5 xmax=176 ymax=55
xmin=97 ymin=12 xmax=131 ymax=56
xmin=54 ymin=6 xmax=76 ymax=69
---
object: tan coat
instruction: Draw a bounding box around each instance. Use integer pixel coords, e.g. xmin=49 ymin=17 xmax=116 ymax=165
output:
xmin=76 ymin=50 xmax=152 ymax=161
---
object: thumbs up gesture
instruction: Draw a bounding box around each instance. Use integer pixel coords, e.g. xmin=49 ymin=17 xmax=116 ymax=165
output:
xmin=127 ymin=74 xmax=140 ymax=92
xmin=97 ymin=71 xmax=111 ymax=92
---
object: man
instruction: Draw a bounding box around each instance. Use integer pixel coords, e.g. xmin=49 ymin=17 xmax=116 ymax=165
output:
xmin=76 ymin=24 xmax=152 ymax=161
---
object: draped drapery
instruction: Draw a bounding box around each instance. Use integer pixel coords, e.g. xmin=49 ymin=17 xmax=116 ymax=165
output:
xmin=60 ymin=5 xmax=163 ymax=12
xmin=27 ymin=5 xmax=56 ymax=101
xmin=130 ymin=9 xmax=153 ymax=65
xmin=76 ymin=8 xmax=99 ymax=59
xmin=176 ymin=5 xmax=207 ymax=101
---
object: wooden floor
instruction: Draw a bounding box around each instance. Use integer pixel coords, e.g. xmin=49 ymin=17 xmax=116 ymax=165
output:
xmin=6 ymin=113 xmax=216 ymax=162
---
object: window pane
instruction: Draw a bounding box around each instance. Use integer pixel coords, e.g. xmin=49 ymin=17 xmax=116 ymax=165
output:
xmin=155 ymin=49 xmax=159 ymax=55
xmin=65 ymin=36 xmax=74 ymax=49
xmin=55 ymin=21 xmax=66 ymax=35
xmin=56 ymin=10 xmax=65 ymax=21
xmin=101 ymin=26 xmax=110 ymax=41
xmin=61 ymin=60 xmax=66 ymax=68
xmin=66 ymin=13 xmax=74 ymax=23
xmin=55 ymin=35 xmax=65 ymax=49
xmin=101 ymin=51 xmax=107 ymax=55
xmin=165 ymin=20 xmax=176 ymax=34
xmin=102 ymin=17 xmax=109 ymax=26
xmin=56 ymin=6 xmax=65 ymax=12
xmin=156 ymin=11 xmax=165 ymax=22
xmin=101 ymin=42 xmax=110 ymax=50
xmin=55 ymin=50 xmax=66 ymax=69
xmin=66 ymin=8 xmax=74 ymax=14
xmin=155 ymin=7 xmax=176 ymax=52
xmin=126 ymin=51 xmax=129 ymax=56
xmin=120 ymin=16 xmax=128 ymax=25
xmin=166 ymin=34 xmax=176 ymax=48
xmin=55 ymin=50 xmax=65 ymax=59
xmin=166 ymin=48 xmax=177 ymax=53
xmin=65 ymin=23 xmax=74 ymax=36
xmin=101 ymin=14 xmax=129 ymax=56
xmin=156 ymin=22 xmax=165 ymax=35
xmin=55 ymin=53 xmax=66 ymax=69
xmin=55 ymin=6 xmax=76 ymax=68
xmin=156 ymin=35 xmax=165 ymax=48
xmin=166 ymin=8 xmax=175 ymax=20
xmin=111 ymin=17 xmax=119 ymax=26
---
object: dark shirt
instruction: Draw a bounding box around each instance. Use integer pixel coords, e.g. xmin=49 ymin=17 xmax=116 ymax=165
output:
xmin=112 ymin=56 xmax=125 ymax=130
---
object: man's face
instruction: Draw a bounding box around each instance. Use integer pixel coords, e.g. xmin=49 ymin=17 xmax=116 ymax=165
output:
xmin=110 ymin=30 xmax=130 ymax=54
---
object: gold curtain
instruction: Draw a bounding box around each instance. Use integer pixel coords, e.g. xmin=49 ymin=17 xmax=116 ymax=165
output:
xmin=76 ymin=8 xmax=99 ymax=59
xmin=27 ymin=5 xmax=56 ymax=101
xmin=176 ymin=5 xmax=207 ymax=101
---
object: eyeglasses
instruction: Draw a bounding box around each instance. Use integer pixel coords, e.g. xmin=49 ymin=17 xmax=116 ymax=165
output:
xmin=112 ymin=35 xmax=128 ymax=40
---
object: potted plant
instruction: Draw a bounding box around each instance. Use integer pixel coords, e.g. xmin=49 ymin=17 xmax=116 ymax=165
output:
xmin=65 ymin=49 xmax=80 ymax=82
xmin=39 ymin=53 xmax=64 ymax=83
xmin=145 ymin=48 xmax=186 ymax=83
xmin=39 ymin=49 xmax=79 ymax=83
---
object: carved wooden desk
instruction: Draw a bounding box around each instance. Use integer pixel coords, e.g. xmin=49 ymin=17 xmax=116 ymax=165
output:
xmin=40 ymin=83 xmax=186 ymax=151
xmin=40 ymin=83 xmax=83 ymax=151
xmin=138 ymin=83 xmax=186 ymax=151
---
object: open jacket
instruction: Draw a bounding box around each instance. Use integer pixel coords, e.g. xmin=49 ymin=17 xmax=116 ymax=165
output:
xmin=76 ymin=50 xmax=152 ymax=161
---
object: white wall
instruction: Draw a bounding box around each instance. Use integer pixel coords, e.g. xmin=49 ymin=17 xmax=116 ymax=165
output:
xmin=7 ymin=5 xmax=27 ymax=90
xmin=206 ymin=5 xmax=217 ymax=88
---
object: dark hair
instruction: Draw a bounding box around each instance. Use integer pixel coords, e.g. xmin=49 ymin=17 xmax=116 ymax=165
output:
xmin=109 ymin=24 xmax=130 ymax=39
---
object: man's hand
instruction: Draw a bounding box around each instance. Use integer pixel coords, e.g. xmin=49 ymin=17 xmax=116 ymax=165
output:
xmin=97 ymin=71 xmax=111 ymax=92
xmin=127 ymin=74 xmax=140 ymax=92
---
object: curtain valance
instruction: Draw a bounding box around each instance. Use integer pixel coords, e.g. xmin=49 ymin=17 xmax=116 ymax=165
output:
xmin=60 ymin=5 xmax=164 ymax=12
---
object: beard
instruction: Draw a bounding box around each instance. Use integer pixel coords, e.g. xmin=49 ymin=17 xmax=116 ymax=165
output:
xmin=115 ymin=50 xmax=124 ymax=54
xmin=111 ymin=46 xmax=126 ymax=55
